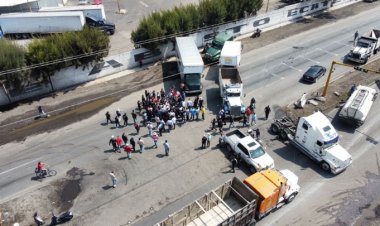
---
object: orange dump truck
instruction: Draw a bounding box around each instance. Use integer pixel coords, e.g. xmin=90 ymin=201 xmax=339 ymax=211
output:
xmin=155 ymin=169 xmax=300 ymax=226
xmin=244 ymin=169 xmax=300 ymax=220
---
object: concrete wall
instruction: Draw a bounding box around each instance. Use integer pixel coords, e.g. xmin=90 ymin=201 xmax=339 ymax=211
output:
xmin=0 ymin=0 xmax=357 ymax=106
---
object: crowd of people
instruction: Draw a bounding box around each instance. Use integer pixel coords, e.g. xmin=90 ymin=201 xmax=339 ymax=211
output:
xmin=105 ymin=86 xmax=209 ymax=159
xmin=103 ymin=86 xmax=273 ymax=181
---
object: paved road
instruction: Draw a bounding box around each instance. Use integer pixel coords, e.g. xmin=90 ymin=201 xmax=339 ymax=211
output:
xmin=1 ymin=3 xmax=380 ymax=226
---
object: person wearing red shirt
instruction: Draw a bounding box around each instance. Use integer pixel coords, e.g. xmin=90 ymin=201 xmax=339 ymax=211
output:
xmin=116 ymin=135 xmax=122 ymax=153
xmin=124 ymin=144 xmax=132 ymax=159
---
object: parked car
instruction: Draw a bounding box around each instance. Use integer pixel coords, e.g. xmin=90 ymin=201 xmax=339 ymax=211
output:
xmin=302 ymin=65 xmax=326 ymax=83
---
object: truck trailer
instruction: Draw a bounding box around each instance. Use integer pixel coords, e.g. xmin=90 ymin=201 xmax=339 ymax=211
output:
xmin=0 ymin=11 xmax=85 ymax=38
xmin=347 ymin=29 xmax=380 ymax=64
xmin=176 ymin=37 xmax=204 ymax=94
xmin=338 ymin=85 xmax=377 ymax=126
xmin=219 ymin=41 xmax=245 ymax=117
xmin=39 ymin=4 xmax=107 ymax=21
xmin=271 ymin=111 xmax=352 ymax=174
xmin=156 ymin=169 xmax=300 ymax=225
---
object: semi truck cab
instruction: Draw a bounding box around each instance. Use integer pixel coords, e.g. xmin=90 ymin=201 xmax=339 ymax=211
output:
xmin=294 ymin=111 xmax=352 ymax=174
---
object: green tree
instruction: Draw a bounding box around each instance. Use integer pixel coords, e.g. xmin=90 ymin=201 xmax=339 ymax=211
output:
xmin=199 ymin=0 xmax=227 ymax=26
xmin=0 ymin=40 xmax=30 ymax=89
xmin=223 ymin=0 xmax=240 ymax=21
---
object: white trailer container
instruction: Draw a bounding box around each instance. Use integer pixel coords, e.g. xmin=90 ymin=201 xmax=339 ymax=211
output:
xmin=0 ymin=11 xmax=85 ymax=37
xmin=39 ymin=4 xmax=106 ymax=20
xmin=220 ymin=41 xmax=241 ymax=67
xmin=176 ymin=37 xmax=204 ymax=94
xmin=219 ymin=41 xmax=245 ymax=117
xmin=339 ymin=85 xmax=377 ymax=126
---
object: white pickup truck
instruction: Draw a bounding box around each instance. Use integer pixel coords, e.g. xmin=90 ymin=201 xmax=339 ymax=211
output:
xmin=224 ymin=129 xmax=275 ymax=173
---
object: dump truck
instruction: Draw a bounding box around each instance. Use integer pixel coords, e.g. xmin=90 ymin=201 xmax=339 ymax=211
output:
xmin=271 ymin=111 xmax=352 ymax=174
xmin=347 ymin=29 xmax=380 ymax=64
xmin=219 ymin=41 xmax=245 ymax=117
xmin=156 ymin=169 xmax=300 ymax=225
xmin=176 ymin=37 xmax=204 ymax=94
xmin=204 ymin=32 xmax=234 ymax=63
xmin=224 ymin=129 xmax=275 ymax=173
xmin=338 ymin=85 xmax=378 ymax=126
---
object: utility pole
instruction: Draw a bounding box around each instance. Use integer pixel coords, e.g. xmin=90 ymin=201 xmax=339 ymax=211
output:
xmin=322 ymin=60 xmax=380 ymax=97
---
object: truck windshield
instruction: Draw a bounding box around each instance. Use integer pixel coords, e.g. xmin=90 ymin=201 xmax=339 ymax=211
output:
xmin=211 ymin=40 xmax=224 ymax=49
xmin=249 ymin=146 xmax=265 ymax=159
xmin=323 ymin=136 xmax=339 ymax=148
xmin=226 ymin=92 xmax=240 ymax=97
xmin=357 ymin=42 xmax=369 ymax=48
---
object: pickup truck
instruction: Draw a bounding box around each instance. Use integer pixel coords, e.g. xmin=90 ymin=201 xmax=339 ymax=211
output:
xmin=224 ymin=129 xmax=275 ymax=173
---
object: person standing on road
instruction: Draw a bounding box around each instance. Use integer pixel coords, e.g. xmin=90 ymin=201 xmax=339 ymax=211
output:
xmin=242 ymin=115 xmax=248 ymax=127
xmin=152 ymin=132 xmax=159 ymax=148
xmin=207 ymin=133 xmax=212 ymax=148
xmin=172 ymin=116 xmax=177 ymax=129
xmin=147 ymin=122 xmax=153 ymax=136
xmin=115 ymin=115 xmax=121 ymax=128
xmin=251 ymin=112 xmax=257 ymax=126
xmin=256 ymin=128 xmax=261 ymax=140
xmin=354 ymin=30 xmax=359 ymax=43
xmin=130 ymin=137 xmax=136 ymax=152
xmin=122 ymin=113 xmax=129 ymax=126
xmin=163 ymin=140 xmax=170 ymax=156
xmin=201 ymin=106 xmax=206 ymax=120
xmin=229 ymin=116 xmax=235 ymax=128
xmin=202 ymin=135 xmax=207 ymax=149
xmin=116 ymin=135 xmax=122 ymax=152
xmin=132 ymin=110 xmax=137 ymax=123
xmin=109 ymin=135 xmax=117 ymax=152
xmin=134 ymin=122 xmax=140 ymax=134
xmin=124 ymin=144 xmax=132 ymax=159
xmin=109 ymin=171 xmax=118 ymax=188
xmin=122 ymin=132 xmax=128 ymax=145
xmin=264 ymin=105 xmax=271 ymax=120
xmin=105 ymin=111 xmax=112 ymax=124
xmin=231 ymin=157 xmax=238 ymax=173
xmin=138 ymin=137 xmax=144 ymax=153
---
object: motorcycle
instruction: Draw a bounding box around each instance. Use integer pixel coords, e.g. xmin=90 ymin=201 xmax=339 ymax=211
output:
xmin=34 ymin=212 xmax=44 ymax=226
xmin=251 ymin=29 xmax=261 ymax=38
xmin=51 ymin=210 xmax=74 ymax=225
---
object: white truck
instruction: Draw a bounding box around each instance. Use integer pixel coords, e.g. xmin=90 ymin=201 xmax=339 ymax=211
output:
xmin=347 ymin=29 xmax=380 ymax=64
xmin=219 ymin=41 xmax=246 ymax=117
xmin=224 ymin=129 xmax=275 ymax=173
xmin=271 ymin=111 xmax=352 ymax=174
xmin=176 ymin=37 xmax=204 ymax=94
xmin=339 ymin=85 xmax=378 ymax=126
xmin=0 ymin=12 xmax=85 ymax=38
xmin=39 ymin=4 xmax=106 ymax=20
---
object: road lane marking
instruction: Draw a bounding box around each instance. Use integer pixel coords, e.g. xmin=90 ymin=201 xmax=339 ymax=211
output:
xmin=315 ymin=48 xmax=338 ymax=56
xmin=333 ymin=41 xmax=353 ymax=48
xmin=281 ymin=62 xmax=302 ymax=72
xmin=0 ymin=159 xmax=37 ymax=176
xmin=139 ymin=1 xmax=149 ymax=7
xmin=271 ymin=73 xmax=284 ymax=79
xmin=303 ymin=57 xmax=320 ymax=64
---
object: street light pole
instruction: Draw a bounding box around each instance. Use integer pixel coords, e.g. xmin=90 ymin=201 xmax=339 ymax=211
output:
xmin=266 ymin=0 xmax=270 ymax=13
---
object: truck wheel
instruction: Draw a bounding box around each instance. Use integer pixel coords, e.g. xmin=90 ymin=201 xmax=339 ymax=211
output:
xmin=364 ymin=58 xmax=368 ymax=64
xmin=249 ymin=165 xmax=257 ymax=174
xmin=271 ymin=123 xmax=280 ymax=134
xmin=321 ymin=161 xmax=331 ymax=172
xmin=247 ymin=220 xmax=256 ymax=226
xmin=374 ymin=48 xmax=378 ymax=54
xmin=226 ymin=144 xmax=233 ymax=153
xmin=286 ymin=193 xmax=297 ymax=204
xmin=280 ymin=129 xmax=289 ymax=140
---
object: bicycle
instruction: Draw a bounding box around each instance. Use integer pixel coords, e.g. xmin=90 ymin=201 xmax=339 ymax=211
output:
xmin=35 ymin=165 xmax=57 ymax=179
